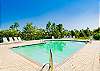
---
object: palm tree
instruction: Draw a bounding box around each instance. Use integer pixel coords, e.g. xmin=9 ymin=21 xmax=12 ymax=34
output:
xmin=56 ymin=24 xmax=64 ymax=38
xmin=14 ymin=22 xmax=19 ymax=30
xmin=10 ymin=25 xmax=15 ymax=29
xmin=74 ymin=29 xmax=80 ymax=38
xmin=22 ymin=23 xmax=35 ymax=40
xmin=70 ymin=30 xmax=75 ymax=37
xmin=9 ymin=22 xmax=19 ymax=30
xmin=46 ymin=21 xmax=52 ymax=32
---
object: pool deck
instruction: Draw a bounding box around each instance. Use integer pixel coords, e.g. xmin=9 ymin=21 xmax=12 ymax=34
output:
xmin=55 ymin=40 xmax=100 ymax=71
xmin=0 ymin=40 xmax=100 ymax=71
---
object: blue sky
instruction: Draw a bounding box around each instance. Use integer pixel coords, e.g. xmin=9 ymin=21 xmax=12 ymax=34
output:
xmin=99 ymin=0 xmax=100 ymax=27
xmin=0 ymin=0 xmax=99 ymax=30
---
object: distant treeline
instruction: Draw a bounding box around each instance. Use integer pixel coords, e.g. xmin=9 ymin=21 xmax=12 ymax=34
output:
xmin=0 ymin=21 xmax=100 ymax=40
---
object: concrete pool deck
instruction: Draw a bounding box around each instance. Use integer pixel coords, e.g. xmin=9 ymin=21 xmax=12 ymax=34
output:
xmin=0 ymin=40 xmax=100 ymax=71
xmin=55 ymin=41 xmax=100 ymax=71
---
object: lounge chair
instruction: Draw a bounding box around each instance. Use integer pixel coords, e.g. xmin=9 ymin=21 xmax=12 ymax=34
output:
xmin=14 ymin=37 xmax=19 ymax=42
xmin=64 ymin=36 xmax=66 ymax=38
xmin=52 ymin=36 xmax=54 ymax=39
xmin=66 ymin=36 xmax=69 ymax=38
xmin=69 ymin=35 xmax=72 ymax=38
xmin=9 ymin=37 xmax=14 ymax=43
xmin=73 ymin=36 xmax=75 ymax=38
xmin=17 ymin=37 xmax=22 ymax=41
xmin=3 ymin=37 xmax=8 ymax=43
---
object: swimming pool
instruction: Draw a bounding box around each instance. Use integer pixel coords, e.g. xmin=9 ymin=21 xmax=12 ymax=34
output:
xmin=12 ymin=40 xmax=85 ymax=65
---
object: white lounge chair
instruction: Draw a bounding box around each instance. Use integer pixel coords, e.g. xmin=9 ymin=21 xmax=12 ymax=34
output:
xmin=52 ymin=36 xmax=54 ymax=39
xmin=73 ymin=36 xmax=75 ymax=38
xmin=66 ymin=36 xmax=68 ymax=38
xmin=69 ymin=35 xmax=72 ymax=38
xmin=17 ymin=37 xmax=22 ymax=41
xmin=14 ymin=37 xmax=19 ymax=42
xmin=9 ymin=37 xmax=14 ymax=43
xmin=64 ymin=36 xmax=66 ymax=38
xmin=3 ymin=37 xmax=8 ymax=43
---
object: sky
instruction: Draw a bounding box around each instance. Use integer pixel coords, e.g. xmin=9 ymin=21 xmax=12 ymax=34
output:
xmin=0 ymin=0 xmax=99 ymax=30
xmin=99 ymin=0 xmax=100 ymax=27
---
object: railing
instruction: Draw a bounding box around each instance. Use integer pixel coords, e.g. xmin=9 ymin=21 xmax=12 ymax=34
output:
xmin=40 ymin=63 xmax=51 ymax=71
xmin=40 ymin=63 xmax=64 ymax=71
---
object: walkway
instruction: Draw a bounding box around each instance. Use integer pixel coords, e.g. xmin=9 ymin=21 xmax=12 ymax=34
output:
xmin=55 ymin=41 xmax=100 ymax=71
xmin=0 ymin=40 xmax=42 ymax=71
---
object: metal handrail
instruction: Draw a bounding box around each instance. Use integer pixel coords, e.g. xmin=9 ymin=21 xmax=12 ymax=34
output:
xmin=40 ymin=63 xmax=51 ymax=71
xmin=40 ymin=49 xmax=53 ymax=71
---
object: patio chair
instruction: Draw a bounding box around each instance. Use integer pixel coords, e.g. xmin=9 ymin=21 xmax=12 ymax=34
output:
xmin=14 ymin=37 xmax=19 ymax=42
xmin=73 ymin=36 xmax=75 ymax=38
xmin=17 ymin=37 xmax=22 ymax=42
xmin=64 ymin=36 xmax=66 ymax=38
xmin=9 ymin=37 xmax=14 ymax=43
xmin=3 ymin=37 xmax=9 ymax=43
xmin=52 ymin=36 xmax=54 ymax=39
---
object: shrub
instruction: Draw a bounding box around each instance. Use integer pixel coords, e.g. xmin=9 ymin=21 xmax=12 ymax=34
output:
xmin=93 ymin=33 xmax=100 ymax=40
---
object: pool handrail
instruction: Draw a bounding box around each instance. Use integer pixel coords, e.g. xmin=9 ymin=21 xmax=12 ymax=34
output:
xmin=40 ymin=63 xmax=50 ymax=71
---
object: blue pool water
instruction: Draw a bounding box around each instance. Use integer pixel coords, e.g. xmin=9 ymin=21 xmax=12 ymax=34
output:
xmin=12 ymin=40 xmax=85 ymax=65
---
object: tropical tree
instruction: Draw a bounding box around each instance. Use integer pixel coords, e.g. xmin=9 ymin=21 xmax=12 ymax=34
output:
xmin=79 ymin=29 xmax=85 ymax=38
xmin=93 ymin=28 xmax=100 ymax=40
xmin=93 ymin=28 xmax=100 ymax=34
xmin=93 ymin=33 xmax=100 ymax=40
xmin=51 ymin=23 xmax=56 ymax=37
xmin=14 ymin=22 xmax=19 ymax=30
xmin=46 ymin=21 xmax=52 ymax=32
xmin=74 ymin=29 xmax=80 ymax=38
xmin=63 ymin=30 xmax=69 ymax=36
xmin=70 ymin=30 xmax=75 ymax=37
xmin=22 ymin=23 xmax=36 ymax=40
xmin=46 ymin=21 xmax=52 ymax=38
xmin=56 ymin=24 xmax=64 ymax=38
xmin=9 ymin=22 xmax=19 ymax=30
xmin=0 ymin=29 xmax=19 ymax=37
xmin=10 ymin=25 xmax=15 ymax=29
xmin=0 ymin=21 xmax=100 ymax=41
xmin=54 ymin=27 xmax=61 ymax=38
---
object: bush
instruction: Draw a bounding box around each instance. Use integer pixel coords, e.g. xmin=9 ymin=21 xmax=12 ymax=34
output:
xmin=0 ymin=37 xmax=3 ymax=43
xmin=93 ymin=33 xmax=100 ymax=40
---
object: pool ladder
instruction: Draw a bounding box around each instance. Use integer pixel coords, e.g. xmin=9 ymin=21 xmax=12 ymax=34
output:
xmin=40 ymin=63 xmax=51 ymax=71
xmin=40 ymin=63 xmax=63 ymax=71
xmin=39 ymin=48 xmax=63 ymax=71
